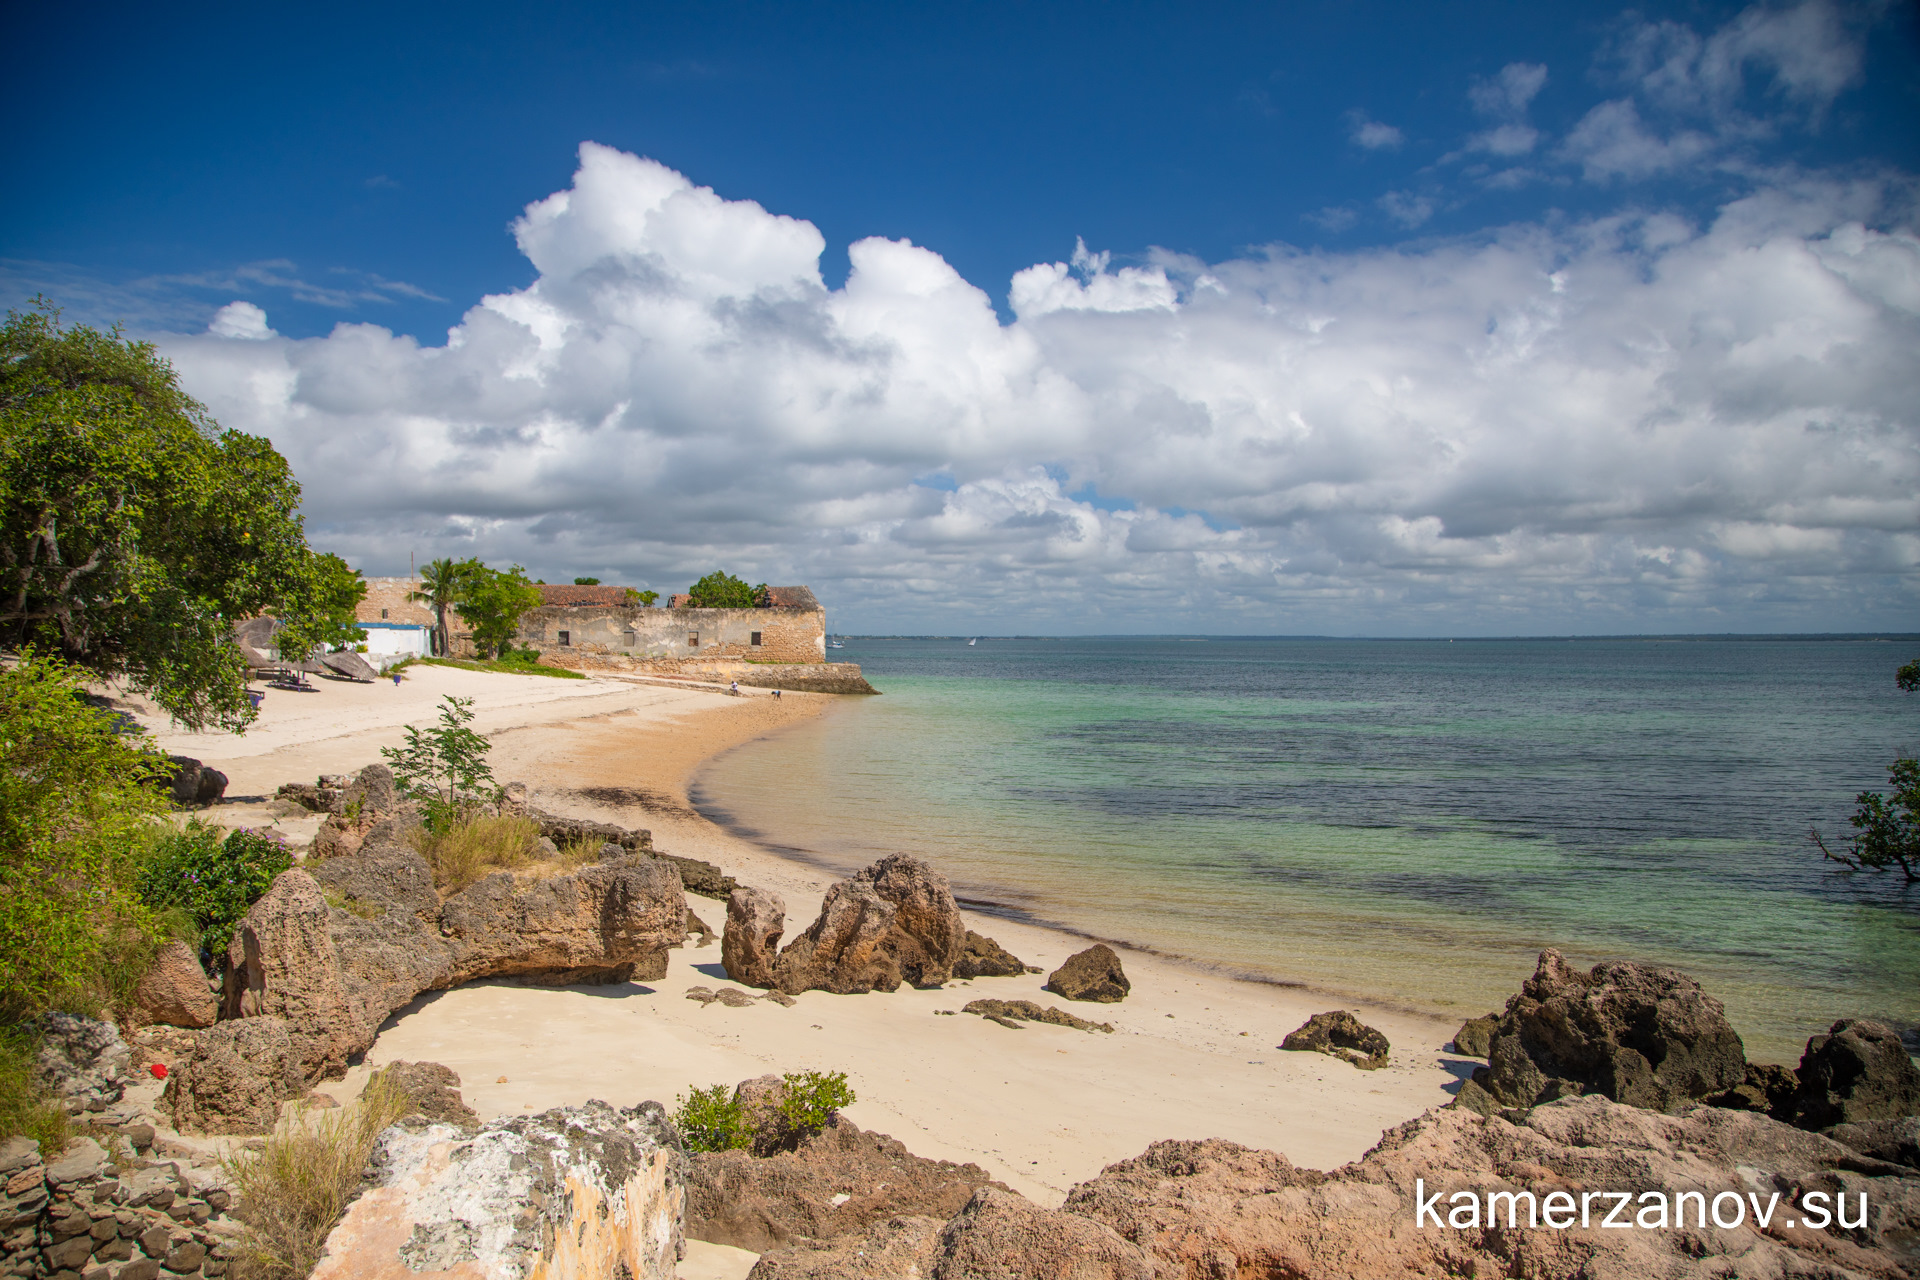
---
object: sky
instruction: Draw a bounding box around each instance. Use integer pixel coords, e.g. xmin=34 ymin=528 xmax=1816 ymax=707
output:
xmin=3 ymin=0 xmax=1917 ymax=635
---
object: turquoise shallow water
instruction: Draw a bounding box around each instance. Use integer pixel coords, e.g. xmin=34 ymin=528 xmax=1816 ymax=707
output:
xmin=692 ymin=637 xmax=1920 ymax=1061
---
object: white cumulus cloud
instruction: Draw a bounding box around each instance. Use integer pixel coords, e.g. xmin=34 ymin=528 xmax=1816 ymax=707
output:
xmin=157 ymin=143 xmax=1920 ymax=634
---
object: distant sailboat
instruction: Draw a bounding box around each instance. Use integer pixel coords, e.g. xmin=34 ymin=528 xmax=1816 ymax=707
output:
xmin=968 ymin=637 xmax=977 ymax=646
xmin=827 ymin=635 xmax=845 ymax=649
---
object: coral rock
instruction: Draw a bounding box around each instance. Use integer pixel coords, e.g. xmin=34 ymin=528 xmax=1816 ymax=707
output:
xmin=953 ymin=930 xmax=1028 ymax=979
xmin=1477 ymin=948 xmax=1748 ymax=1112
xmin=722 ymin=886 xmax=787 ymax=989
xmin=33 ymin=1013 xmax=130 ymax=1114
xmin=1281 ymin=1010 xmax=1391 ymax=1070
xmin=1044 ymin=944 xmax=1131 ymax=1003
xmin=1795 ymin=1018 xmax=1920 ymax=1129
xmin=164 ymin=1017 xmax=305 ymax=1134
xmin=769 ymin=855 xmax=966 ymax=995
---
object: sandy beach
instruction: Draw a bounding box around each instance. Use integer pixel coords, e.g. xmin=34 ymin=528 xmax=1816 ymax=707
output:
xmin=146 ymin=663 xmax=1477 ymax=1273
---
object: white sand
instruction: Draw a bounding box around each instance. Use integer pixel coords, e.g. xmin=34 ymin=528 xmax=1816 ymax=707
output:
xmin=147 ymin=665 xmax=1478 ymax=1274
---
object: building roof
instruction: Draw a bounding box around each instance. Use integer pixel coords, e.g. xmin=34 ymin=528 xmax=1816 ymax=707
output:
xmin=762 ymin=585 xmax=820 ymax=610
xmin=537 ymin=584 xmax=631 ymax=607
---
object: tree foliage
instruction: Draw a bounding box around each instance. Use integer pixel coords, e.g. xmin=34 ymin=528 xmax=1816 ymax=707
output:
xmin=0 ymin=650 xmax=171 ymax=1022
xmin=1 ymin=302 xmax=314 ymax=730
xmin=572 ymin=576 xmax=600 ymax=585
xmin=454 ymin=563 xmax=543 ymax=658
xmin=408 ymin=557 xmax=475 ymax=657
xmin=1812 ymin=658 xmax=1919 ymax=884
xmin=274 ymin=553 xmax=367 ymax=663
xmin=381 ymin=695 xmax=496 ymax=828
xmin=687 ymin=570 xmax=767 ymax=609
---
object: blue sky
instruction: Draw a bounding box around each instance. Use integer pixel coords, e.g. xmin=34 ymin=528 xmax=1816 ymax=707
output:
xmin=4 ymin=1 xmax=1917 ymax=633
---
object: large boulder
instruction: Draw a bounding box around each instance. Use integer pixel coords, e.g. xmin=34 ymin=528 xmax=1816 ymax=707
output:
xmin=1045 ymin=944 xmax=1131 ymax=1003
xmin=1280 ymin=1010 xmax=1391 ymax=1070
xmin=133 ymin=940 xmax=218 ymax=1029
xmin=223 ymin=869 xmax=363 ymax=1081
xmin=953 ymin=929 xmax=1030 ymax=979
xmin=1794 ymin=1018 xmax=1920 ymax=1129
xmin=164 ymin=1017 xmax=305 ymax=1134
xmin=689 ymin=1115 xmax=1004 ymax=1251
xmin=763 ymin=855 xmax=966 ymax=995
xmin=311 ymin=1100 xmax=687 ymax=1280
xmin=1451 ymin=1011 xmax=1501 ymax=1058
xmin=162 ymin=755 xmax=227 ymax=807
xmin=437 ymin=854 xmax=688 ymax=984
xmin=1062 ymin=1094 xmax=1920 ymax=1279
xmin=723 ymin=885 xmax=787 ymax=988
xmin=378 ymin=1060 xmax=480 ymax=1129
xmin=1476 ymin=949 xmax=1747 ymax=1112
xmin=32 ymin=1013 xmax=130 ymax=1114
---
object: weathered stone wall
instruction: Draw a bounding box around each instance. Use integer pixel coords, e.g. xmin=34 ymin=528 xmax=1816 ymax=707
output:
xmin=357 ymin=577 xmax=438 ymax=628
xmin=518 ymin=605 xmax=826 ymax=664
xmin=532 ymin=653 xmax=877 ymax=694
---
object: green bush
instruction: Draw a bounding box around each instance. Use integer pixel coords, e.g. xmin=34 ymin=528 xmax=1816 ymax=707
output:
xmin=0 ymin=650 xmax=171 ymax=1024
xmin=777 ymin=1070 xmax=855 ymax=1134
xmin=670 ymin=1071 xmax=856 ymax=1155
xmin=0 ymin=1024 xmax=69 ymax=1155
xmin=670 ymin=1084 xmax=752 ymax=1153
xmin=138 ymin=822 xmax=293 ymax=957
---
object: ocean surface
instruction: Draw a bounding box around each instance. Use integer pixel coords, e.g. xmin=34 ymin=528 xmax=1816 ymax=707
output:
xmin=691 ymin=636 xmax=1920 ymax=1061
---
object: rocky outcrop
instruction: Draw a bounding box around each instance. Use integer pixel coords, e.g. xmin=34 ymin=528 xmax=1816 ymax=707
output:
xmin=962 ymin=999 xmax=1113 ymax=1033
xmin=689 ymin=1115 xmax=1004 ymax=1251
xmin=132 ymin=939 xmax=219 ymax=1029
xmin=1452 ymin=1011 xmax=1500 ymax=1057
xmin=1824 ymin=1116 xmax=1920 ymax=1172
xmin=32 ymin=1013 xmax=130 ymax=1115
xmin=528 ymin=806 xmax=736 ymax=898
xmin=1045 ymin=944 xmax=1130 ymax=1003
xmin=311 ymin=1100 xmax=688 ymax=1280
xmin=1794 ymin=1018 xmax=1920 ymax=1129
xmin=380 ymin=1060 xmax=481 ymax=1128
xmin=1062 ymin=1094 xmax=1920 ymax=1279
xmin=733 ymin=663 xmax=879 ymax=696
xmin=740 ymin=856 xmax=966 ymax=995
xmin=953 ymin=929 xmax=1031 ymax=978
xmin=1281 ymin=1010 xmax=1392 ymax=1070
xmin=723 ymin=885 xmax=787 ymax=988
xmin=168 ymin=833 xmax=688 ymax=1132
xmin=164 ymin=1017 xmax=306 ymax=1134
xmin=162 ymin=755 xmax=227 ymax=807
xmin=311 ymin=808 xmax=382 ymax=860
xmin=1476 ymin=949 xmax=1748 ymax=1112
xmin=752 ymin=1185 xmax=1154 ymax=1280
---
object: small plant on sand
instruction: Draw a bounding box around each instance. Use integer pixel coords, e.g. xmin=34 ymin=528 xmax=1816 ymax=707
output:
xmin=223 ymin=1065 xmax=415 ymax=1280
xmin=382 ymin=695 xmax=496 ymax=830
xmin=670 ymin=1084 xmax=752 ymax=1153
xmin=410 ymin=813 xmax=540 ymax=892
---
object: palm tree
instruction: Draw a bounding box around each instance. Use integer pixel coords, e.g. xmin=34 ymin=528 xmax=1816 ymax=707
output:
xmin=409 ymin=558 xmax=474 ymax=657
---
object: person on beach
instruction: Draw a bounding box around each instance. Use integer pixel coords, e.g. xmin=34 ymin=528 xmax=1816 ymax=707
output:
xmin=730 ymin=680 xmax=740 ymax=695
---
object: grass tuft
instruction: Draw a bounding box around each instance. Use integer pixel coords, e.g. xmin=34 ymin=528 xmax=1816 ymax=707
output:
xmin=223 ymin=1066 xmax=415 ymax=1280
xmin=0 ymin=1023 xmax=70 ymax=1154
xmin=409 ymin=813 xmax=541 ymax=893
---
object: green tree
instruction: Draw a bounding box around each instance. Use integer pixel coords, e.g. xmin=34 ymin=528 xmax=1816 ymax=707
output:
xmin=626 ymin=588 xmax=659 ymax=607
xmin=1812 ymin=658 xmax=1919 ymax=884
xmin=408 ymin=557 xmax=477 ymax=657
xmin=455 ymin=563 xmax=543 ymax=658
xmin=0 ymin=650 xmax=171 ymax=1022
xmin=687 ymin=570 xmax=766 ymax=609
xmin=572 ymin=576 xmax=600 ymax=586
xmin=275 ymin=554 xmax=368 ymax=663
xmin=381 ymin=695 xmax=496 ymax=827
xmin=1 ymin=302 xmax=311 ymax=730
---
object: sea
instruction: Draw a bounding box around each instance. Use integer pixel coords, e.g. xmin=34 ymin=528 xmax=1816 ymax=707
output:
xmin=690 ymin=636 xmax=1920 ymax=1062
